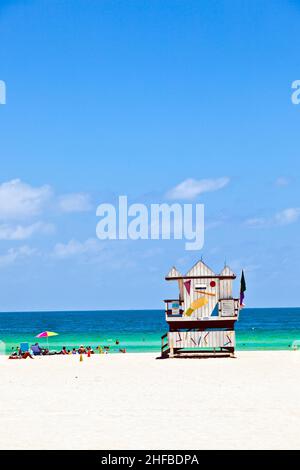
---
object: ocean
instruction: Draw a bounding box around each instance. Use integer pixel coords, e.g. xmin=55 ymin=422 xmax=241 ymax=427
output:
xmin=0 ymin=308 xmax=299 ymax=354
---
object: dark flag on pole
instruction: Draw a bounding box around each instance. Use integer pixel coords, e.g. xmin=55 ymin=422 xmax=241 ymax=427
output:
xmin=240 ymin=270 xmax=246 ymax=308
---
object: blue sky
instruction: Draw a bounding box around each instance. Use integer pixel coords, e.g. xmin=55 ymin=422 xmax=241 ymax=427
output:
xmin=0 ymin=0 xmax=300 ymax=310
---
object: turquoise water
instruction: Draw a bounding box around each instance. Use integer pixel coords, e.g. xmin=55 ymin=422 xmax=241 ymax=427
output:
xmin=0 ymin=308 xmax=299 ymax=353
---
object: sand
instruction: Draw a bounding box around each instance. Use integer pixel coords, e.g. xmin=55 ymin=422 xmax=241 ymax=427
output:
xmin=0 ymin=351 xmax=299 ymax=450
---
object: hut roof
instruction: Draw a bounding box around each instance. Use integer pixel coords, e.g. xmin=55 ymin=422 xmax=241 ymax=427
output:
xmin=165 ymin=266 xmax=183 ymax=279
xmin=185 ymin=259 xmax=216 ymax=277
xmin=219 ymin=265 xmax=236 ymax=277
xmin=165 ymin=260 xmax=236 ymax=280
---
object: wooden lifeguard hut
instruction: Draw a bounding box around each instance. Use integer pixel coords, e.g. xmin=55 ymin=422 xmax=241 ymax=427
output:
xmin=161 ymin=259 xmax=241 ymax=358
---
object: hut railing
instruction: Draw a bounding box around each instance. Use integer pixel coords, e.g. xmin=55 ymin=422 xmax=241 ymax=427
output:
xmin=161 ymin=333 xmax=169 ymax=354
xmin=164 ymin=299 xmax=184 ymax=318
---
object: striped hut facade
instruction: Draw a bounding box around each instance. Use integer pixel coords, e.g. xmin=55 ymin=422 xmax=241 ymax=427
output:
xmin=161 ymin=259 xmax=240 ymax=358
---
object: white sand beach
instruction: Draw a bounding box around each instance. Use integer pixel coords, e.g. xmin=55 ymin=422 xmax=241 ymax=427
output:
xmin=0 ymin=351 xmax=299 ymax=450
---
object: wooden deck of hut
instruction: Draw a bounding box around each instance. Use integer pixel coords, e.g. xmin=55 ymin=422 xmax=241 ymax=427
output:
xmin=161 ymin=259 xmax=241 ymax=358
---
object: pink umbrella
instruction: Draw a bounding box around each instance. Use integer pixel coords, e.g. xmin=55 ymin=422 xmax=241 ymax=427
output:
xmin=36 ymin=331 xmax=58 ymax=350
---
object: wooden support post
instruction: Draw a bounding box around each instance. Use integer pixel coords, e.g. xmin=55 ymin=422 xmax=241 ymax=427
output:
xmin=169 ymin=334 xmax=174 ymax=358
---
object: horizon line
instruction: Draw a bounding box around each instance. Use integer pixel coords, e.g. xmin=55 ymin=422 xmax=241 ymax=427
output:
xmin=0 ymin=306 xmax=299 ymax=314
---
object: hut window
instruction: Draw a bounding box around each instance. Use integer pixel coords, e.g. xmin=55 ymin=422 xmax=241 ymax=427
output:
xmin=220 ymin=300 xmax=235 ymax=317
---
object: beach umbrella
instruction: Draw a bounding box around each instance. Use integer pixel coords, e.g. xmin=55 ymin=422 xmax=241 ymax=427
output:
xmin=36 ymin=331 xmax=58 ymax=350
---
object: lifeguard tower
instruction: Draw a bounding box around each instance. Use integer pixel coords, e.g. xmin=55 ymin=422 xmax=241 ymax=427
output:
xmin=161 ymin=259 xmax=241 ymax=358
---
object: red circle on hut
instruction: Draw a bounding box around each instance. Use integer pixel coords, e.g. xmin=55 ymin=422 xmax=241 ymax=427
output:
xmin=210 ymin=281 xmax=216 ymax=287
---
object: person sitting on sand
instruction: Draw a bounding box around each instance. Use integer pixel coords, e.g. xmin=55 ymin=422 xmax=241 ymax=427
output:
xmin=78 ymin=345 xmax=86 ymax=354
xmin=72 ymin=348 xmax=77 ymax=354
xmin=60 ymin=346 xmax=68 ymax=355
xmin=21 ymin=351 xmax=34 ymax=359
xmin=31 ymin=343 xmax=42 ymax=356
xmin=10 ymin=347 xmax=18 ymax=356
xmin=86 ymin=346 xmax=94 ymax=354
xmin=9 ymin=351 xmax=19 ymax=359
xmin=9 ymin=350 xmax=34 ymax=359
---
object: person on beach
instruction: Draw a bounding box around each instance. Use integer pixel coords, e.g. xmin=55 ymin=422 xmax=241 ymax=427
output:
xmin=22 ymin=351 xmax=34 ymax=359
xmin=9 ymin=350 xmax=34 ymax=359
xmin=78 ymin=345 xmax=86 ymax=354
xmin=72 ymin=348 xmax=77 ymax=354
xmin=10 ymin=347 xmax=19 ymax=357
xmin=9 ymin=349 xmax=19 ymax=359
xmin=31 ymin=343 xmax=43 ymax=356
xmin=60 ymin=346 xmax=68 ymax=355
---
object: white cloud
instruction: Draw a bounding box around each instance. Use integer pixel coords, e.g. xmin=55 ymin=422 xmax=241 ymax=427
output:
xmin=53 ymin=238 xmax=103 ymax=259
xmin=246 ymin=217 xmax=266 ymax=227
xmin=0 ymin=222 xmax=55 ymax=240
xmin=0 ymin=179 xmax=52 ymax=220
xmin=246 ymin=208 xmax=300 ymax=227
xmin=275 ymin=177 xmax=290 ymax=187
xmin=58 ymin=193 xmax=92 ymax=213
xmin=274 ymin=208 xmax=300 ymax=225
xmin=0 ymin=245 xmax=37 ymax=268
xmin=0 ymin=179 xmax=93 ymax=220
xmin=166 ymin=177 xmax=230 ymax=200
xmin=51 ymin=238 xmax=138 ymax=271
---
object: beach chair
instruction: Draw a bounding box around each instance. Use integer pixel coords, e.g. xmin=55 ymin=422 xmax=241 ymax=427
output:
xmin=20 ymin=342 xmax=29 ymax=353
xmin=31 ymin=344 xmax=42 ymax=356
